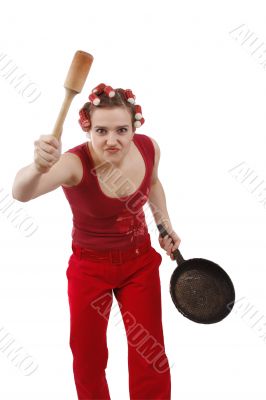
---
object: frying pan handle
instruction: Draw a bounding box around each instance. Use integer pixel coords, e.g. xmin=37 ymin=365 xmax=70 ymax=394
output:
xmin=157 ymin=223 xmax=185 ymax=265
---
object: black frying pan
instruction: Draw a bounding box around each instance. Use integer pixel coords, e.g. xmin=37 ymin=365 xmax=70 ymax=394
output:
xmin=157 ymin=224 xmax=235 ymax=324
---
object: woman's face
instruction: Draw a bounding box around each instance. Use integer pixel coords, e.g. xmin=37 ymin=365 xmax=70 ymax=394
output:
xmin=88 ymin=106 xmax=135 ymax=165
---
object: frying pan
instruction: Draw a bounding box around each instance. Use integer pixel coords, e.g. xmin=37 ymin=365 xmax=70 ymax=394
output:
xmin=157 ymin=223 xmax=235 ymax=324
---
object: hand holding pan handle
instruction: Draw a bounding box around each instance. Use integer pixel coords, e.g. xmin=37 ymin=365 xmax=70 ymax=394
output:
xmin=157 ymin=223 xmax=185 ymax=265
xmin=157 ymin=223 xmax=236 ymax=324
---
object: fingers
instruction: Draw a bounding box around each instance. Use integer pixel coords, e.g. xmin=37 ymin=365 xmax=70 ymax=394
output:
xmin=159 ymin=234 xmax=172 ymax=245
xmin=159 ymin=234 xmax=173 ymax=254
xmin=39 ymin=134 xmax=61 ymax=149
xmin=158 ymin=232 xmax=181 ymax=258
xmin=34 ymin=148 xmax=54 ymax=163
xmin=33 ymin=134 xmax=62 ymax=173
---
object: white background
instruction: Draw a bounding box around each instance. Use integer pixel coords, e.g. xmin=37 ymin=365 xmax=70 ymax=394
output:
xmin=1 ymin=0 xmax=266 ymax=398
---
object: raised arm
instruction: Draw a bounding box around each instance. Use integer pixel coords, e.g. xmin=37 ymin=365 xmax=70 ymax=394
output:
xmin=12 ymin=135 xmax=78 ymax=202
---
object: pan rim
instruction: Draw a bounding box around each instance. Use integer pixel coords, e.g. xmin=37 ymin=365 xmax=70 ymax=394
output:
xmin=169 ymin=258 xmax=235 ymax=324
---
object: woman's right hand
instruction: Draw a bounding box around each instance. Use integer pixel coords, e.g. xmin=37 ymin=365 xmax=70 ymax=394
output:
xmin=33 ymin=134 xmax=62 ymax=173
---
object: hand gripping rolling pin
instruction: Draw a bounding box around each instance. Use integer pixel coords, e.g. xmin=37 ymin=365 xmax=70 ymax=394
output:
xmin=51 ymin=50 xmax=94 ymax=140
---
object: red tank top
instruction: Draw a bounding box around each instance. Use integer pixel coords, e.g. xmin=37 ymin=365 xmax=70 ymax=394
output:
xmin=61 ymin=133 xmax=155 ymax=250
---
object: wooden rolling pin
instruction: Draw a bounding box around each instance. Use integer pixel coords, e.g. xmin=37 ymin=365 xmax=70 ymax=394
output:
xmin=51 ymin=50 xmax=93 ymax=140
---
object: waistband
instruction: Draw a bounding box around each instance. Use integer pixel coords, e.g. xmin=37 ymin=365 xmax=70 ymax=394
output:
xmin=71 ymin=237 xmax=152 ymax=264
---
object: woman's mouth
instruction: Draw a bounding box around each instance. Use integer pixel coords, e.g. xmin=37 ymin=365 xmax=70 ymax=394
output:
xmin=106 ymin=148 xmax=120 ymax=153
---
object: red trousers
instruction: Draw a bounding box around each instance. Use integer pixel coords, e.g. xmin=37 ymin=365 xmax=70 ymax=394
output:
xmin=66 ymin=239 xmax=171 ymax=400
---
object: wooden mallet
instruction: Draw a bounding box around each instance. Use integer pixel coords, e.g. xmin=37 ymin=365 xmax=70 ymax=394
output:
xmin=51 ymin=50 xmax=94 ymax=140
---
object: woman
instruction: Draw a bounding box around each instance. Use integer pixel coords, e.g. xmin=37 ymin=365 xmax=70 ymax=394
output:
xmin=12 ymin=83 xmax=181 ymax=399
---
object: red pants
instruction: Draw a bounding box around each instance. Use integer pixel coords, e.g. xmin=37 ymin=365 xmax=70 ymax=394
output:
xmin=66 ymin=239 xmax=171 ymax=400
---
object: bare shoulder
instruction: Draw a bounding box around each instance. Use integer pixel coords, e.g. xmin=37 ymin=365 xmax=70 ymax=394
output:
xmin=149 ymin=136 xmax=161 ymax=165
xmin=148 ymin=136 xmax=161 ymax=184
xmin=61 ymin=152 xmax=83 ymax=187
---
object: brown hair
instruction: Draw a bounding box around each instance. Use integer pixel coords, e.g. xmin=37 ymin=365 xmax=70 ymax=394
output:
xmin=82 ymin=88 xmax=136 ymax=132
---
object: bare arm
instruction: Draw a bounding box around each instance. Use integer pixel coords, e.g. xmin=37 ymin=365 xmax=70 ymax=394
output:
xmin=148 ymin=179 xmax=175 ymax=234
xmin=12 ymin=163 xmax=44 ymax=202
xmin=148 ymin=137 xmax=173 ymax=230
xmin=12 ymin=135 xmax=77 ymax=202
xmin=148 ymin=137 xmax=181 ymax=259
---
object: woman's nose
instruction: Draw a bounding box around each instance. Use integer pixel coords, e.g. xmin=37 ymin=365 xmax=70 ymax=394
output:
xmin=106 ymin=134 xmax=118 ymax=145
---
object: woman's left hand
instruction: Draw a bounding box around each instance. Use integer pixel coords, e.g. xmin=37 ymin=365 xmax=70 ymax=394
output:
xmin=158 ymin=229 xmax=181 ymax=261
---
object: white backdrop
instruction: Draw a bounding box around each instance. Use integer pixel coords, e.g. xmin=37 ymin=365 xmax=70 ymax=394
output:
xmin=1 ymin=0 xmax=266 ymax=399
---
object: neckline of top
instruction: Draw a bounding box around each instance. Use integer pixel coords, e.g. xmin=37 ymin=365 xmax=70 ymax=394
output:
xmin=84 ymin=134 xmax=148 ymax=200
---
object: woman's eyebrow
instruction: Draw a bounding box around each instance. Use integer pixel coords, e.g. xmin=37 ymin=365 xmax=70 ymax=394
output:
xmin=94 ymin=125 xmax=130 ymax=129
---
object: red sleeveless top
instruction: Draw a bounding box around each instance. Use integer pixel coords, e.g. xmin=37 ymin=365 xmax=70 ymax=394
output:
xmin=60 ymin=133 xmax=155 ymax=250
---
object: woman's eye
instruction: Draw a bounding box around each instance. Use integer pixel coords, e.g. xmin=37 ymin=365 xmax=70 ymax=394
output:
xmin=96 ymin=128 xmax=127 ymax=134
